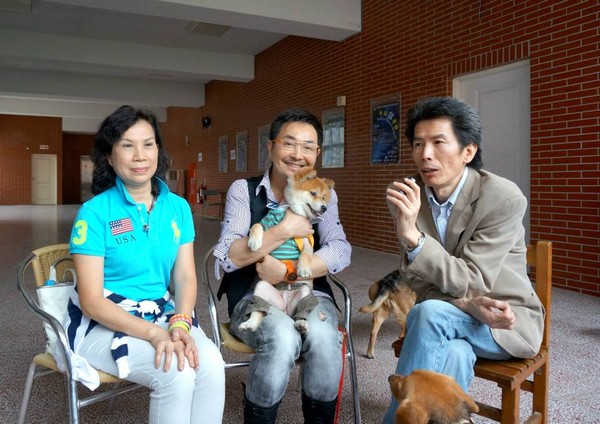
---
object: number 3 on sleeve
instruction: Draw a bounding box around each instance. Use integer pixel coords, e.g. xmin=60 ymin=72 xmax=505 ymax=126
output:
xmin=72 ymin=219 xmax=88 ymax=245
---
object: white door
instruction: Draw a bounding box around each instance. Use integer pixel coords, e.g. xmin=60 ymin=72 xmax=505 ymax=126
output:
xmin=453 ymin=60 xmax=530 ymax=240
xmin=31 ymin=154 xmax=57 ymax=205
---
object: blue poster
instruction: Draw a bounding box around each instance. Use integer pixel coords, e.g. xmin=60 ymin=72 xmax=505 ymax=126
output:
xmin=371 ymin=101 xmax=400 ymax=164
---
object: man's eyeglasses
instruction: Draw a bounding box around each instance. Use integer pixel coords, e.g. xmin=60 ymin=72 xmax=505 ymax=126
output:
xmin=272 ymin=139 xmax=320 ymax=155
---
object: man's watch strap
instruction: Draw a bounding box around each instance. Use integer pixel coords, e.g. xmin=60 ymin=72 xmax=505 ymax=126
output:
xmin=406 ymin=232 xmax=425 ymax=253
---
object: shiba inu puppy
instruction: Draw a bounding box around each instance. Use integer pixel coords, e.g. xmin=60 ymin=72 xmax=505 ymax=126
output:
xmin=359 ymin=270 xmax=416 ymax=358
xmin=388 ymin=370 xmax=478 ymax=424
xmin=240 ymin=168 xmax=335 ymax=333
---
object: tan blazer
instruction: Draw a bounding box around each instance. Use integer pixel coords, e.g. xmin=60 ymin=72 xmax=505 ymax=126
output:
xmin=388 ymin=169 xmax=544 ymax=358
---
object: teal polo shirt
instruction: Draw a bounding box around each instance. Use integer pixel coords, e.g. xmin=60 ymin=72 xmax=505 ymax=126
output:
xmin=70 ymin=177 xmax=194 ymax=301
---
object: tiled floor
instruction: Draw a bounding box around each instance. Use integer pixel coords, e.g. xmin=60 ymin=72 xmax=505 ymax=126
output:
xmin=2 ymin=205 xmax=599 ymax=423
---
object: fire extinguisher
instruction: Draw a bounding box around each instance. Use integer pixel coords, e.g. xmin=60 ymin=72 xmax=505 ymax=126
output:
xmin=198 ymin=179 xmax=207 ymax=204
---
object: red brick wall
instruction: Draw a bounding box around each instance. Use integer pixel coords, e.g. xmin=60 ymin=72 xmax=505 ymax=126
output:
xmin=160 ymin=107 xmax=206 ymax=209
xmin=0 ymin=114 xmax=63 ymax=204
xmin=62 ymin=133 xmax=94 ymax=204
xmin=163 ymin=0 xmax=599 ymax=296
xmin=0 ymin=1 xmax=597 ymax=295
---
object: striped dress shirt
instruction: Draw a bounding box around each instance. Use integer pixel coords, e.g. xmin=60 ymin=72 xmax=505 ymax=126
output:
xmin=213 ymin=170 xmax=351 ymax=285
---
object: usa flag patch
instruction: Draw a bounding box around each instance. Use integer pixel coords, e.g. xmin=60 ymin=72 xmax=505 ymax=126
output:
xmin=110 ymin=218 xmax=134 ymax=236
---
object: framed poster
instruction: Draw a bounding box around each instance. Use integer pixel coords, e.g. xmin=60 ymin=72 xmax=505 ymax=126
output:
xmin=236 ymin=130 xmax=248 ymax=172
xmin=218 ymin=135 xmax=228 ymax=173
xmin=257 ymin=125 xmax=270 ymax=171
xmin=371 ymin=94 xmax=401 ymax=164
xmin=322 ymin=107 xmax=345 ymax=168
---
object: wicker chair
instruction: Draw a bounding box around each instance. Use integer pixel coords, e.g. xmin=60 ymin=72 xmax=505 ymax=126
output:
xmin=17 ymin=244 xmax=141 ymax=424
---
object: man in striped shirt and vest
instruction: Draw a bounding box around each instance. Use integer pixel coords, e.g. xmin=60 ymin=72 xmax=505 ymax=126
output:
xmin=214 ymin=108 xmax=351 ymax=424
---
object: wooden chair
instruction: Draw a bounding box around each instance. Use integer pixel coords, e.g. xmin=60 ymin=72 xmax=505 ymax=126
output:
xmin=392 ymin=240 xmax=552 ymax=424
xmin=17 ymin=244 xmax=142 ymax=424
xmin=473 ymin=240 xmax=552 ymax=424
xmin=200 ymin=245 xmax=362 ymax=423
xmin=202 ymin=189 xmax=224 ymax=220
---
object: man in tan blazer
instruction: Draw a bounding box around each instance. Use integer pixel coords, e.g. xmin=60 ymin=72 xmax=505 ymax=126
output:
xmin=383 ymin=97 xmax=543 ymax=423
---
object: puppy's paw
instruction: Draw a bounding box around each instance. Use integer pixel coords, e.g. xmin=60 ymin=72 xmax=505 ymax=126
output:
xmin=247 ymin=224 xmax=264 ymax=251
xmin=238 ymin=320 xmax=258 ymax=332
xmin=297 ymin=264 xmax=312 ymax=279
xmin=294 ymin=319 xmax=309 ymax=334
xmin=247 ymin=235 xmax=262 ymax=252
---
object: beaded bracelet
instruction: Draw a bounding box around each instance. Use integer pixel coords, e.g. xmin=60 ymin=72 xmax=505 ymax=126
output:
xmin=169 ymin=316 xmax=192 ymax=325
xmin=168 ymin=313 xmax=193 ymax=333
xmin=169 ymin=313 xmax=192 ymax=325
xmin=169 ymin=320 xmax=191 ymax=333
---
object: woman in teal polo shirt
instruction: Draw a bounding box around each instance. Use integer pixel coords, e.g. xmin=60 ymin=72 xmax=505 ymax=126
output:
xmin=65 ymin=105 xmax=225 ymax=424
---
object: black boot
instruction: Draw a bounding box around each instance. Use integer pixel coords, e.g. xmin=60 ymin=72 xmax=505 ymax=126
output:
xmin=243 ymin=394 xmax=280 ymax=424
xmin=302 ymin=391 xmax=338 ymax=424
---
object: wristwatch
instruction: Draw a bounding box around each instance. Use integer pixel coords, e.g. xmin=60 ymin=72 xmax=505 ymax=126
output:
xmin=282 ymin=260 xmax=298 ymax=283
xmin=406 ymin=232 xmax=425 ymax=253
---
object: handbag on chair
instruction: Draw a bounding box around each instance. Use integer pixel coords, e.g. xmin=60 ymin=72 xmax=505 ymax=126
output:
xmin=36 ymin=257 xmax=76 ymax=365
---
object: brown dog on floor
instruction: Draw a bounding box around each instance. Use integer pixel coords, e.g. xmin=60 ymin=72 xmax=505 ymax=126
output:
xmin=388 ymin=370 xmax=479 ymax=424
xmin=358 ymin=269 xmax=416 ymax=358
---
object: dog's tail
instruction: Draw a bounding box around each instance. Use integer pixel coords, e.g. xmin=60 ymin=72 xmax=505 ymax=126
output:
xmin=359 ymin=269 xmax=399 ymax=314
xmin=359 ymin=291 xmax=390 ymax=314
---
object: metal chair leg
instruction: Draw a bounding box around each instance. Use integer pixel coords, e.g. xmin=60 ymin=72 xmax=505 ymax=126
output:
xmin=347 ymin=350 xmax=361 ymax=423
xmin=18 ymin=362 xmax=38 ymax=424
xmin=342 ymin=326 xmax=361 ymax=424
xmin=67 ymin=373 xmax=80 ymax=424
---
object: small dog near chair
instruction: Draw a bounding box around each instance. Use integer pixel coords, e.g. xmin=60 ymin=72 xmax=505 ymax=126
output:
xmin=388 ymin=370 xmax=479 ymax=424
xmin=239 ymin=168 xmax=335 ymax=334
xmin=359 ymin=269 xmax=416 ymax=358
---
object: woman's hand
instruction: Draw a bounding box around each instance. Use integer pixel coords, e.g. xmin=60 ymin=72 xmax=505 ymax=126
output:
xmin=148 ymin=326 xmax=198 ymax=371
xmin=170 ymin=327 xmax=199 ymax=370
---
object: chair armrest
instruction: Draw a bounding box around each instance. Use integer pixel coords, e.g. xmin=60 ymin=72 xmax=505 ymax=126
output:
xmin=199 ymin=246 xmax=223 ymax=348
xmin=327 ymin=273 xmax=352 ymax=335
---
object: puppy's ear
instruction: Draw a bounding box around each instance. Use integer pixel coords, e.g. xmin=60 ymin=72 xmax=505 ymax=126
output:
xmin=322 ymin=178 xmax=335 ymax=190
xmin=295 ymin=168 xmax=317 ymax=182
xmin=388 ymin=374 xmax=406 ymax=402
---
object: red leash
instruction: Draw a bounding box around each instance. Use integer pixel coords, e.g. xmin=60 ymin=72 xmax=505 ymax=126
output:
xmin=334 ymin=326 xmax=347 ymax=424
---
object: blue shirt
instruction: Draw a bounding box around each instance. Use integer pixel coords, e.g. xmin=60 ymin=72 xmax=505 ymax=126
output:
xmin=69 ymin=177 xmax=194 ymax=300
xmin=408 ymin=168 xmax=469 ymax=261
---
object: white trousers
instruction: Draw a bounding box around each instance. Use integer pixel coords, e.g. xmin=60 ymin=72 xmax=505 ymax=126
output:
xmin=78 ymin=322 xmax=225 ymax=424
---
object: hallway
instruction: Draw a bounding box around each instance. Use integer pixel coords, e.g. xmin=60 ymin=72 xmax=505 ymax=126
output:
xmin=1 ymin=205 xmax=599 ymax=423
